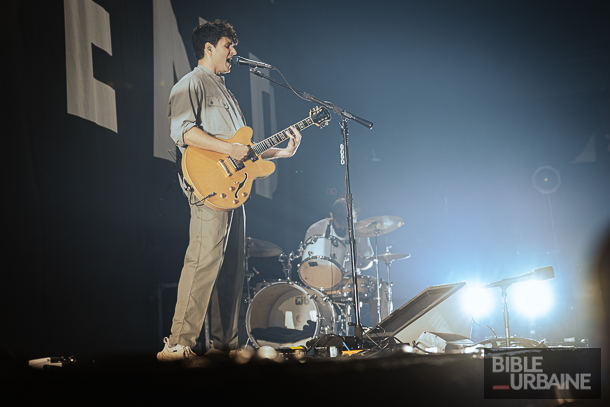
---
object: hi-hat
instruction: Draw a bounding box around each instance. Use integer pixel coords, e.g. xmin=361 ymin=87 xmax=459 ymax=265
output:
xmin=246 ymin=238 xmax=283 ymax=257
xmin=354 ymin=215 xmax=404 ymax=237
xmin=367 ymin=253 xmax=411 ymax=263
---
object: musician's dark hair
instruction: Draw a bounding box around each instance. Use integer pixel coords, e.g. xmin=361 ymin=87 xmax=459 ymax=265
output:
xmin=192 ymin=19 xmax=238 ymax=60
xmin=331 ymin=198 xmax=358 ymax=226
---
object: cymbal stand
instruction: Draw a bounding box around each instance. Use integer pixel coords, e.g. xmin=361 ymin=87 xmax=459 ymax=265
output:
xmin=278 ymin=252 xmax=295 ymax=281
xmin=379 ymin=250 xmax=395 ymax=315
xmin=337 ymin=302 xmax=352 ymax=336
xmin=372 ymin=224 xmax=382 ymax=324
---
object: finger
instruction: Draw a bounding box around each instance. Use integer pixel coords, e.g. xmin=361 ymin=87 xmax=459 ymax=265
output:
xmin=290 ymin=126 xmax=301 ymax=141
xmin=286 ymin=127 xmax=295 ymax=140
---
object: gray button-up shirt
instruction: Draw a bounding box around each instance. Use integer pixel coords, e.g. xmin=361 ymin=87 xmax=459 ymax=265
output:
xmin=168 ymin=65 xmax=246 ymax=153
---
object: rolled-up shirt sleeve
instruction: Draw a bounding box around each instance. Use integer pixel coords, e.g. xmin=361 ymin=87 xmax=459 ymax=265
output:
xmin=167 ymin=76 xmax=204 ymax=149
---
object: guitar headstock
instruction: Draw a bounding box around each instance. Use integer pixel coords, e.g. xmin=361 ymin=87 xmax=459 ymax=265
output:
xmin=310 ymin=106 xmax=331 ymax=128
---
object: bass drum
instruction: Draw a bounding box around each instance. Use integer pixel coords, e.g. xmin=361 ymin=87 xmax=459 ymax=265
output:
xmin=246 ymin=281 xmax=336 ymax=348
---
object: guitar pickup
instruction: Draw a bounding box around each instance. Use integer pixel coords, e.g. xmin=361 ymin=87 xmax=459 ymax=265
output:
xmin=227 ymin=156 xmax=245 ymax=171
xmin=217 ymin=159 xmax=232 ymax=176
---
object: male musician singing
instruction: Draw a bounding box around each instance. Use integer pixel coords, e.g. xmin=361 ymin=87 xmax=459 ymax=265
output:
xmin=158 ymin=20 xmax=302 ymax=362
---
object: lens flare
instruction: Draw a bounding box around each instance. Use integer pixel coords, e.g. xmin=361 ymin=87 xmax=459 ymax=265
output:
xmin=463 ymin=285 xmax=495 ymax=319
xmin=511 ymin=280 xmax=554 ymax=318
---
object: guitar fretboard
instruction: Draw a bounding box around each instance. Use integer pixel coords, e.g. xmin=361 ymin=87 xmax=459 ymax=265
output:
xmin=251 ymin=117 xmax=314 ymax=155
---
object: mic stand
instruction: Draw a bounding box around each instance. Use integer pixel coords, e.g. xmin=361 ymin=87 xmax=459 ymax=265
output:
xmin=483 ymin=266 xmax=554 ymax=347
xmin=249 ymin=68 xmax=373 ymax=344
xmin=487 ymin=280 xmax=512 ymax=348
xmin=501 ymin=285 xmax=511 ymax=348
xmin=340 ymin=117 xmax=363 ymax=342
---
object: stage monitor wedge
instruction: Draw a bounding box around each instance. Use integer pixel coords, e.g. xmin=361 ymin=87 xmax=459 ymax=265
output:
xmin=368 ymin=282 xmax=472 ymax=347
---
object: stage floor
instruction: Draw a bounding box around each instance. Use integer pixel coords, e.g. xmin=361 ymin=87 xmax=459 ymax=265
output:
xmin=5 ymin=348 xmax=607 ymax=406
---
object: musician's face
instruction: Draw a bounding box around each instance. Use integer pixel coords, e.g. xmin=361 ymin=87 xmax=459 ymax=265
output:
xmin=207 ymin=37 xmax=237 ymax=74
xmin=330 ymin=212 xmax=350 ymax=237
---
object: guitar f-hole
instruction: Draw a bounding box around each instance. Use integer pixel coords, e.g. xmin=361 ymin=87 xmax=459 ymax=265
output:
xmin=235 ymin=173 xmax=248 ymax=198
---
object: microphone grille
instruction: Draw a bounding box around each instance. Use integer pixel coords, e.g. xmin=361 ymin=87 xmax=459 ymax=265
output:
xmin=533 ymin=266 xmax=555 ymax=281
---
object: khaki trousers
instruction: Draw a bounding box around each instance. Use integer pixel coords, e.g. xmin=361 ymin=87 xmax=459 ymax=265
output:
xmin=169 ymin=203 xmax=245 ymax=351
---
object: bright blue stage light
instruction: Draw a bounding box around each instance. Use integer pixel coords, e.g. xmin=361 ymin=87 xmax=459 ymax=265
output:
xmin=511 ymin=280 xmax=554 ymax=318
xmin=463 ymin=284 xmax=495 ymax=320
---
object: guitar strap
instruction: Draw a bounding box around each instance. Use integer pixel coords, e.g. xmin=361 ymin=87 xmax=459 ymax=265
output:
xmin=174 ymin=146 xmax=197 ymax=203
xmin=174 ymin=146 xmax=183 ymax=177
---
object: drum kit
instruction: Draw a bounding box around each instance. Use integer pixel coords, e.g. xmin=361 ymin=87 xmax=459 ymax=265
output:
xmin=243 ymin=215 xmax=410 ymax=349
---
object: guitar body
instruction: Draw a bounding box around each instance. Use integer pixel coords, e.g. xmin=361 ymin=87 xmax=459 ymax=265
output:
xmin=182 ymin=126 xmax=276 ymax=211
xmin=180 ymin=106 xmax=331 ymax=211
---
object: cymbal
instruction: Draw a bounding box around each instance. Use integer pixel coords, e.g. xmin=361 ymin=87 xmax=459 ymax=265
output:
xmin=246 ymin=238 xmax=283 ymax=257
xmin=354 ymin=215 xmax=404 ymax=237
xmin=367 ymin=253 xmax=411 ymax=263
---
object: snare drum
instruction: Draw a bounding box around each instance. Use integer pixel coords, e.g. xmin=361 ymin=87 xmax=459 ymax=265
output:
xmin=298 ymin=235 xmax=346 ymax=290
xmin=245 ymin=281 xmax=336 ymax=348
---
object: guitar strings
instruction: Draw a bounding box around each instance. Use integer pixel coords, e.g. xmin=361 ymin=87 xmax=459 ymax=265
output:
xmin=252 ymin=117 xmax=313 ymax=156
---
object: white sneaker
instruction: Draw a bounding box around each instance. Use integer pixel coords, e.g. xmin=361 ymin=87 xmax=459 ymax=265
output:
xmin=157 ymin=337 xmax=197 ymax=362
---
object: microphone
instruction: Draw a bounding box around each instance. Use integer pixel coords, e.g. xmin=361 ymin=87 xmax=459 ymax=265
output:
xmin=482 ymin=266 xmax=555 ymax=289
xmin=231 ymin=55 xmax=274 ymax=70
xmin=325 ymin=221 xmax=332 ymax=239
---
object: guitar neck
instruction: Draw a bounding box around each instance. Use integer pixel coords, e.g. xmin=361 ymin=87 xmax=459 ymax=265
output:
xmin=251 ymin=116 xmax=315 ymax=155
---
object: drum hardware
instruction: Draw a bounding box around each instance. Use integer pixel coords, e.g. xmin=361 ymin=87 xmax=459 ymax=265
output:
xmin=354 ymin=216 xmax=404 ymax=328
xmin=278 ymin=251 xmax=298 ymax=281
xmin=244 ymin=267 xmax=260 ymax=306
xmin=326 ymin=275 xmax=378 ymax=301
xmin=244 ymin=237 xmax=282 ymax=310
xmin=372 ymin=252 xmax=411 ymax=263
xmin=354 ymin=215 xmax=404 ymax=239
xmin=246 ymin=237 xmax=283 ymax=258
xmin=367 ymin=250 xmax=411 ymax=315
xmin=331 ymin=301 xmax=352 ymax=337
xmin=244 ymin=238 xmax=285 ymax=348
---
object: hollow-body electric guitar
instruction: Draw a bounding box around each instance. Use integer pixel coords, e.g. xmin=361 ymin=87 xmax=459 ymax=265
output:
xmin=181 ymin=106 xmax=331 ymax=211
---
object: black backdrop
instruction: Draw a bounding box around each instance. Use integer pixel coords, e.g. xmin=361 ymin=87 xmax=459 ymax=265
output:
xmin=5 ymin=0 xmax=610 ymax=359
